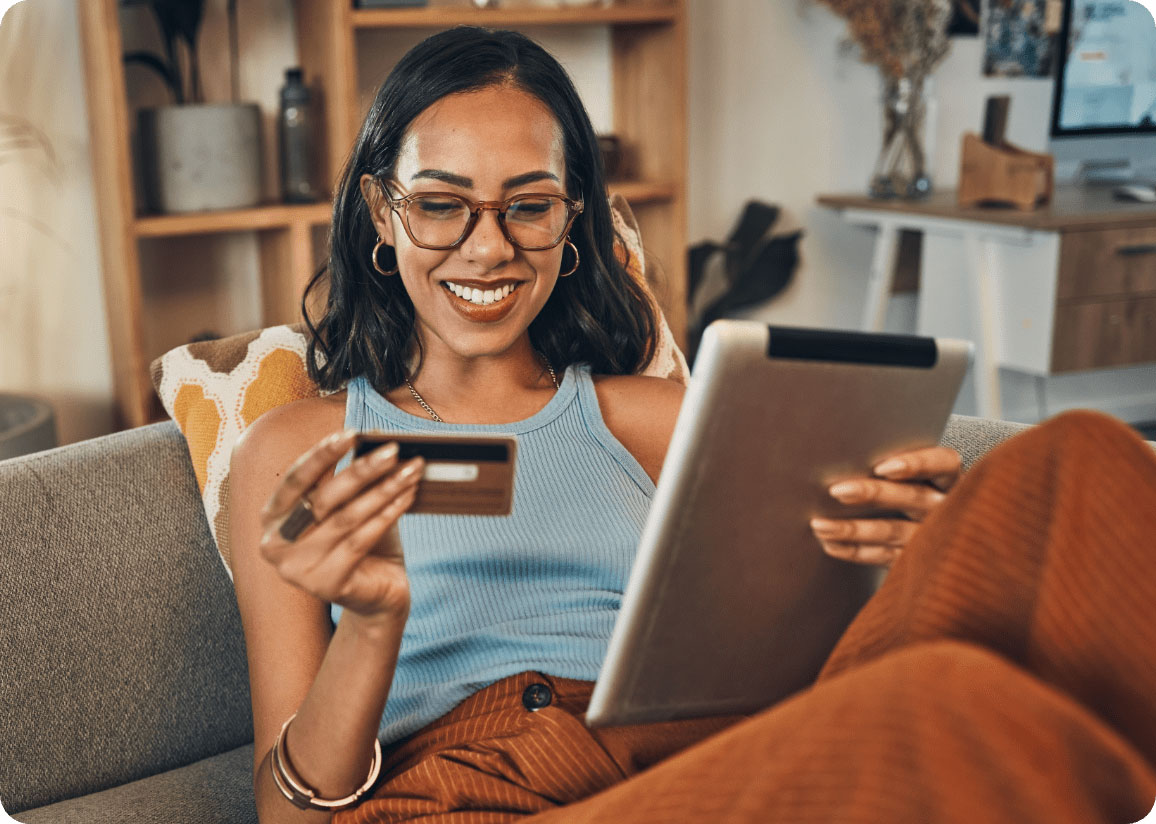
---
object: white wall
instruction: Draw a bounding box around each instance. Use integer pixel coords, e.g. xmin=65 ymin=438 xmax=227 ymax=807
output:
xmin=0 ymin=0 xmax=114 ymax=444
xmin=687 ymin=0 xmax=1055 ymax=328
xmin=3 ymin=0 xmax=1153 ymax=443
xmin=687 ymin=0 xmax=1156 ymax=423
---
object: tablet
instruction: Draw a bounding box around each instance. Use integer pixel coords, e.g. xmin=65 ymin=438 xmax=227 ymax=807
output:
xmin=585 ymin=321 xmax=973 ymax=727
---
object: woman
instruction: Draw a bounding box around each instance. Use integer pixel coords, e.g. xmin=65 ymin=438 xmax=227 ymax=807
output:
xmin=229 ymin=26 xmax=1156 ymax=824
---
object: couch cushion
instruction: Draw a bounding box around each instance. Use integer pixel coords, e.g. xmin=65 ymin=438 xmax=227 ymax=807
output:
xmin=0 ymin=422 xmax=253 ymax=813
xmin=15 ymin=744 xmax=256 ymax=824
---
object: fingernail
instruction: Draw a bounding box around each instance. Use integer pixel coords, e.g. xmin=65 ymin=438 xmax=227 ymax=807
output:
xmin=874 ymin=458 xmax=906 ymax=477
xmin=371 ymin=442 xmax=399 ymax=465
xmin=810 ymin=518 xmax=839 ymax=535
xmin=829 ymin=482 xmax=860 ymax=501
xmin=823 ymin=543 xmax=854 ymax=557
xmin=400 ymin=457 xmax=424 ymax=479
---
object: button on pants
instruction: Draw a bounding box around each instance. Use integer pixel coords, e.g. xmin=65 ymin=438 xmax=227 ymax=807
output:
xmin=337 ymin=411 xmax=1156 ymax=824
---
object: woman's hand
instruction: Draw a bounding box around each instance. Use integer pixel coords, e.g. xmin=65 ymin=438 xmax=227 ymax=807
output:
xmin=810 ymin=446 xmax=962 ymax=567
xmin=257 ymin=430 xmax=424 ymax=622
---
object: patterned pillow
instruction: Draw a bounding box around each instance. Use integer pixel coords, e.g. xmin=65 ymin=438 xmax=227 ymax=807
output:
xmin=151 ymin=194 xmax=688 ymax=575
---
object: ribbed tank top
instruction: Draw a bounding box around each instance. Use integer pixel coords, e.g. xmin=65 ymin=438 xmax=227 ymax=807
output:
xmin=332 ymin=364 xmax=654 ymax=744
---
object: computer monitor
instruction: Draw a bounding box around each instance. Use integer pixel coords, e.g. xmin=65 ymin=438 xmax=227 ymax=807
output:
xmin=1048 ymin=0 xmax=1156 ymax=184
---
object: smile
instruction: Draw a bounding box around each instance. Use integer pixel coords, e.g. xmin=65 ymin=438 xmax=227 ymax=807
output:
xmin=443 ymin=281 xmax=520 ymax=306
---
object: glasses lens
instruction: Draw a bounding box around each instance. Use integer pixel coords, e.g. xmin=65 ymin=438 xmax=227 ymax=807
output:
xmin=504 ymin=196 xmax=571 ymax=249
xmin=405 ymin=195 xmax=472 ymax=248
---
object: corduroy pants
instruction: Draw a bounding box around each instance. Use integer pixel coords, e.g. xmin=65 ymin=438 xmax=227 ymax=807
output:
xmin=336 ymin=410 xmax=1156 ymax=824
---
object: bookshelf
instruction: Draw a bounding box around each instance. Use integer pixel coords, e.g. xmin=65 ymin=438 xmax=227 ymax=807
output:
xmin=80 ymin=0 xmax=687 ymax=428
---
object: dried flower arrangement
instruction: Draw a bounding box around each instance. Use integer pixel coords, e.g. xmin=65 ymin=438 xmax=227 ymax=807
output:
xmin=813 ymin=0 xmax=955 ymax=197
xmin=814 ymin=0 xmax=953 ymax=78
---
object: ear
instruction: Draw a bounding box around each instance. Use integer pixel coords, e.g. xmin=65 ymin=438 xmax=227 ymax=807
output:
xmin=359 ymin=173 xmax=396 ymax=245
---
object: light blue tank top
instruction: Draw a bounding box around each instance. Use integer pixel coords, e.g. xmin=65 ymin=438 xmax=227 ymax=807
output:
xmin=332 ymin=364 xmax=654 ymax=744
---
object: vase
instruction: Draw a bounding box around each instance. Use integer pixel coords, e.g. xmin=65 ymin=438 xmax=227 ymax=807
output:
xmin=138 ymin=103 xmax=262 ymax=214
xmin=869 ymin=73 xmax=933 ymax=200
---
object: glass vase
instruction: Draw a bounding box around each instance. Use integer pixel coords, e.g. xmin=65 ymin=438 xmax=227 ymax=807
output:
xmin=869 ymin=73 xmax=933 ymax=200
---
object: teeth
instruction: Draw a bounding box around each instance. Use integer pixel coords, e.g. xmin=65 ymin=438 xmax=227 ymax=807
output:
xmin=443 ymin=281 xmax=518 ymax=306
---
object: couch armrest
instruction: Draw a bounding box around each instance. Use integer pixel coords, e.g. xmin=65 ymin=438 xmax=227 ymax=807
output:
xmin=941 ymin=414 xmax=1033 ymax=473
xmin=0 ymin=422 xmax=253 ymax=814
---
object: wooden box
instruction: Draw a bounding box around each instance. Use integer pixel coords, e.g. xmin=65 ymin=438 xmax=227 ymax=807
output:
xmin=958 ymin=133 xmax=1054 ymax=211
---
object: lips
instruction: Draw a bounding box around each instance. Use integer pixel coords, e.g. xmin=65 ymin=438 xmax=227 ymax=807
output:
xmin=440 ymin=279 xmax=524 ymax=323
xmin=443 ymin=280 xmax=521 ymax=306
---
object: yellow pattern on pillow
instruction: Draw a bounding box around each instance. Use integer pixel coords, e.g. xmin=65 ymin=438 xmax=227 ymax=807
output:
xmin=151 ymin=197 xmax=688 ymax=576
xmin=241 ymin=347 xmax=317 ymax=427
xmin=171 ymin=384 xmax=221 ymax=492
xmin=152 ymin=324 xmax=324 ymax=572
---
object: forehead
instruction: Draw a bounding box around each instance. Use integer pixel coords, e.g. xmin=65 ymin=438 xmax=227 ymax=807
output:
xmin=395 ymin=86 xmax=565 ymax=183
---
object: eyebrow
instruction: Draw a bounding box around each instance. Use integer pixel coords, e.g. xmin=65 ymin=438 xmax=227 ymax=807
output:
xmin=410 ymin=169 xmax=562 ymax=189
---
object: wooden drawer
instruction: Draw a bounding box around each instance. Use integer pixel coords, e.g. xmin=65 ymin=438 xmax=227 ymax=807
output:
xmin=1051 ymin=296 xmax=1156 ymax=372
xmin=1058 ymin=225 xmax=1156 ymax=301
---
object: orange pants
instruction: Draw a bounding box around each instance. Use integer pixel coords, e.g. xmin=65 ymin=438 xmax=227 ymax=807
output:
xmin=337 ymin=410 xmax=1156 ymax=824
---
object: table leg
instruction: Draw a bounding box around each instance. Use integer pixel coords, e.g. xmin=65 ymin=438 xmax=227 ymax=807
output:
xmin=964 ymin=232 xmax=1004 ymax=419
xmin=862 ymin=222 xmax=900 ymax=332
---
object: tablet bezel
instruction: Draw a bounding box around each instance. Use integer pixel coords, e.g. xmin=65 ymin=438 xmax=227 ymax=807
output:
xmin=586 ymin=321 xmax=973 ymax=727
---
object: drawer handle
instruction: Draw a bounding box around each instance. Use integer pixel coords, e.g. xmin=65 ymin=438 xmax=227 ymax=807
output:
xmin=1115 ymin=243 xmax=1156 ymax=257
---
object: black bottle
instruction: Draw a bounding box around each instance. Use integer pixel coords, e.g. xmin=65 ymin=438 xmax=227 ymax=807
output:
xmin=279 ymin=67 xmax=318 ymax=203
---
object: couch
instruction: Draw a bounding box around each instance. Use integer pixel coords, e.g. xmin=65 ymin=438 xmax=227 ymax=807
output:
xmin=0 ymin=414 xmax=1037 ymax=822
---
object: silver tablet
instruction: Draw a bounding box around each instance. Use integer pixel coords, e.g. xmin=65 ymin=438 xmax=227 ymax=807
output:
xmin=586 ymin=321 xmax=973 ymax=727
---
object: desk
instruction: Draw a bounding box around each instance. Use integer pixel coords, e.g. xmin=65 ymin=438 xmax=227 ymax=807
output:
xmin=819 ymin=187 xmax=1156 ymax=418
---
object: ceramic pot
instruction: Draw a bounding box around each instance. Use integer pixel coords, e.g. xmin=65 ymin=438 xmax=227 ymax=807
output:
xmin=138 ymin=103 xmax=262 ymax=214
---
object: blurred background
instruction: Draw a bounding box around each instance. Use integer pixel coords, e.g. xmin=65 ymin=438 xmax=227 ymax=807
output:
xmin=2 ymin=0 xmax=1155 ymax=452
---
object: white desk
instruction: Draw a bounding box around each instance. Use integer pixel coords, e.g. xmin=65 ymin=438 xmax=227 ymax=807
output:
xmin=819 ymin=187 xmax=1156 ymax=418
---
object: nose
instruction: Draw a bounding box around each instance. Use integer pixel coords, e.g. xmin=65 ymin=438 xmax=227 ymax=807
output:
xmin=461 ymin=206 xmax=515 ymax=268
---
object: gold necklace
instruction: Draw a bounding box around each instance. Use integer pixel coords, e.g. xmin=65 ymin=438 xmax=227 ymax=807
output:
xmin=404 ymin=358 xmax=560 ymax=423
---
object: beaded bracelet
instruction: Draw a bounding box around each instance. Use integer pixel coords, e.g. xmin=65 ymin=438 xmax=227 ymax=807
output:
xmin=270 ymin=714 xmax=383 ymax=811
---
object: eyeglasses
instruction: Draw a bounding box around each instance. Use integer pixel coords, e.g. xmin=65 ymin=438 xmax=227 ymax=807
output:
xmin=377 ymin=179 xmax=583 ymax=252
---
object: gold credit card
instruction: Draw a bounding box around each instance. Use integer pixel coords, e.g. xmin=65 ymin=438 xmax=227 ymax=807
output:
xmin=353 ymin=432 xmax=517 ymax=516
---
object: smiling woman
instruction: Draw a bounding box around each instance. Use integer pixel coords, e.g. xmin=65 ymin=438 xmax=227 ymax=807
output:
xmin=214 ymin=24 xmax=1156 ymax=824
xmin=227 ymin=25 xmax=968 ymax=824
xmin=304 ymin=29 xmax=658 ymax=409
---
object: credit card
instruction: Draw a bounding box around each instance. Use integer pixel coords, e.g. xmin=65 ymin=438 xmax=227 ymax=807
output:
xmin=353 ymin=432 xmax=517 ymax=516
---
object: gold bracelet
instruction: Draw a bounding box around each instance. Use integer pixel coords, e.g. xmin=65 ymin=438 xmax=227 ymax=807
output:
xmin=270 ymin=713 xmax=383 ymax=811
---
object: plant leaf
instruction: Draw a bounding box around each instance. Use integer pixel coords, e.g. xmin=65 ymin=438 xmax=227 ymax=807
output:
xmin=702 ymin=231 xmax=802 ymax=322
xmin=686 ymin=231 xmax=803 ymax=363
xmin=123 ymin=50 xmax=180 ymax=104
xmin=145 ymin=0 xmax=205 ymax=103
xmin=687 ymin=241 xmax=721 ymax=306
xmin=722 ymin=200 xmax=780 ymax=284
xmin=150 ymin=0 xmax=204 ymax=50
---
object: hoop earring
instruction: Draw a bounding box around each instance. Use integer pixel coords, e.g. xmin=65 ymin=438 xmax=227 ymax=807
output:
xmin=372 ymin=237 xmax=398 ymax=276
xmin=559 ymin=237 xmax=580 ymax=278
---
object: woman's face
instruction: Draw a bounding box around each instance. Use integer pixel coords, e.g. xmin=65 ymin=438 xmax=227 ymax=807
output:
xmin=361 ymin=84 xmax=571 ymax=363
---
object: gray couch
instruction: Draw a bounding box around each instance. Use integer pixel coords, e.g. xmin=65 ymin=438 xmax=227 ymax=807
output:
xmin=0 ymin=415 xmax=1033 ymax=822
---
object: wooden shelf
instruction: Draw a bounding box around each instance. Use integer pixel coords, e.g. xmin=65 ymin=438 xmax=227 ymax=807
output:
xmin=81 ymin=0 xmax=687 ymax=429
xmin=609 ymin=180 xmax=675 ymax=204
xmin=133 ymin=202 xmax=333 ymax=238
xmin=351 ymin=4 xmax=677 ymax=29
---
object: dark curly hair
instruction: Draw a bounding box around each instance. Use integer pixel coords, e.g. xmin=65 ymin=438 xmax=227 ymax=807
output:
xmin=303 ymin=26 xmax=658 ymax=394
